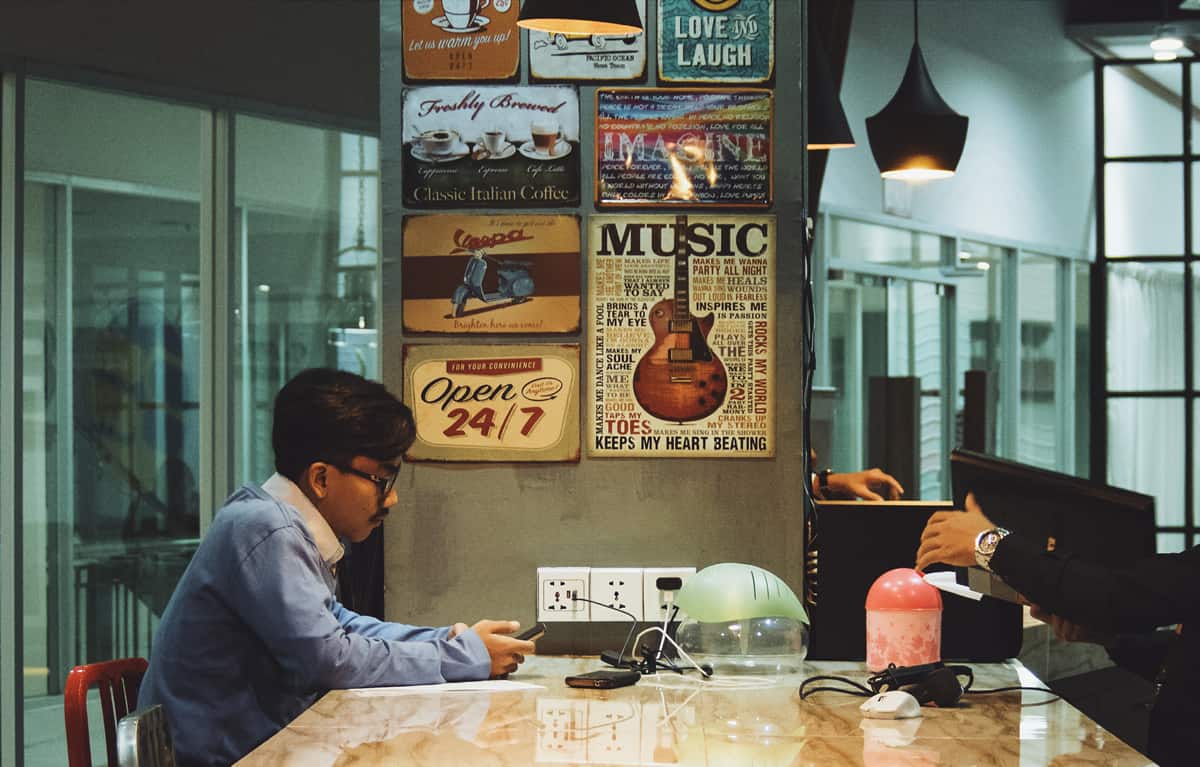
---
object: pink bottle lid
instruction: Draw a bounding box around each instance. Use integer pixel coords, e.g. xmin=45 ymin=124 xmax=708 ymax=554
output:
xmin=865 ymin=568 xmax=943 ymax=611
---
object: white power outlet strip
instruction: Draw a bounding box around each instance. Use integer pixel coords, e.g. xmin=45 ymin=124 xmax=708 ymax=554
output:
xmin=642 ymin=567 xmax=696 ymax=622
xmin=537 ymin=566 xmax=590 ymax=622
xmin=589 ymin=568 xmax=644 ymax=621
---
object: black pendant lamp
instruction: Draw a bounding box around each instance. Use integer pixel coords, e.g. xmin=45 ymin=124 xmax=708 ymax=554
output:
xmin=865 ymin=0 xmax=967 ymax=180
xmin=517 ymin=0 xmax=642 ymax=35
xmin=807 ymin=33 xmax=855 ymax=150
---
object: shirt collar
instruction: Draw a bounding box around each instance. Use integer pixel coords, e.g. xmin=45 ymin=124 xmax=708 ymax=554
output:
xmin=262 ymin=473 xmax=346 ymax=567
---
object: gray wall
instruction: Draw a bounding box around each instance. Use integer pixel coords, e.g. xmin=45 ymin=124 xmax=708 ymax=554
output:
xmin=380 ymin=0 xmax=809 ymax=644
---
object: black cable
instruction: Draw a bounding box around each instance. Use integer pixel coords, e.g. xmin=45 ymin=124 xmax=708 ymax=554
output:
xmin=799 ymin=674 xmax=874 ymax=699
xmin=570 ymin=595 xmax=641 ymax=663
xmin=965 ymin=685 xmax=1059 ymax=698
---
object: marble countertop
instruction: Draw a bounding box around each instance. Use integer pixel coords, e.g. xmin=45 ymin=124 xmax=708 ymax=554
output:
xmin=237 ymin=656 xmax=1154 ymax=766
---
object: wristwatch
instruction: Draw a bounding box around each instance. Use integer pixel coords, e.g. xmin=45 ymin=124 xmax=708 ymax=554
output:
xmin=973 ymin=527 xmax=1011 ymax=572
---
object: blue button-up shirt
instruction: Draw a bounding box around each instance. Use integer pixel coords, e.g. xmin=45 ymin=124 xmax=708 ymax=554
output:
xmin=139 ymin=480 xmax=490 ymax=766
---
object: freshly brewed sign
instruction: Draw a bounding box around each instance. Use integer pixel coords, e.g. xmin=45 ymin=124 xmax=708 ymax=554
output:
xmin=402 ymin=0 xmax=519 ymax=81
xmin=402 ymin=86 xmax=581 ymax=208
xmin=403 ymin=344 xmax=580 ymax=462
xmin=528 ymin=0 xmax=647 ymax=81
xmin=401 ymin=214 xmax=581 ymax=334
xmin=587 ymin=214 xmax=775 ymax=458
xmin=658 ymin=0 xmax=774 ymax=83
xmin=595 ymin=88 xmax=772 ymax=207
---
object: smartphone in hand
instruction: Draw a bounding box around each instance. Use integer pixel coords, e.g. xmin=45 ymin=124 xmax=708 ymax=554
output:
xmin=515 ymin=622 xmax=547 ymax=642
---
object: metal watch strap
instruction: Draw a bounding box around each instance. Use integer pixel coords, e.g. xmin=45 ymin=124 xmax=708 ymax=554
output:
xmin=974 ymin=527 xmax=1011 ymax=572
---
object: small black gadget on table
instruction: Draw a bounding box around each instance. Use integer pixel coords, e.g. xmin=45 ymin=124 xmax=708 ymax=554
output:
xmin=565 ymin=669 xmax=641 ymax=689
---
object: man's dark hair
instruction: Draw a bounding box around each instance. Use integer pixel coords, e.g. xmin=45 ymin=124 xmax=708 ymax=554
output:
xmin=272 ymin=368 xmax=416 ymax=481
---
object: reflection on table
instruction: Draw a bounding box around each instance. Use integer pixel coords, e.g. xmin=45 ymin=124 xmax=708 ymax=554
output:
xmin=236 ymin=656 xmax=1153 ymax=766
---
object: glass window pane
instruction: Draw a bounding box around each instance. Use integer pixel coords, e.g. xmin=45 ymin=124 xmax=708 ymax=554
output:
xmin=1158 ymin=533 xmax=1187 ymax=554
xmin=23 ymin=79 xmax=203 ymax=764
xmin=1104 ymin=163 xmax=1183 ymax=257
xmin=1074 ymin=261 xmax=1091 ymax=479
xmin=955 ymin=244 xmax=1005 ymax=456
xmin=1108 ymin=398 xmax=1184 ymax=529
xmin=1017 ymin=254 xmax=1058 ymax=470
xmin=232 ymin=117 xmax=381 ymax=485
xmin=1107 ymin=261 xmax=1183 ymax=391
xmin=1103 ymin=64 xmax=1183 ymax=157
xmin=911 ymin=283 xmax=943 ymax=500
xmin=829 ymin=219 xmax=942 ymax=278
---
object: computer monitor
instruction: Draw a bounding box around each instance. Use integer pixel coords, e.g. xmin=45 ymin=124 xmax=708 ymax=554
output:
xmin=950 ymin=449 xmax=1157 ymax=569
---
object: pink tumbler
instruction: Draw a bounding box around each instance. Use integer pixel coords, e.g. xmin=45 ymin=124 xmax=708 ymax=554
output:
xmin=864 ymin=568 xmax=942 ymax=671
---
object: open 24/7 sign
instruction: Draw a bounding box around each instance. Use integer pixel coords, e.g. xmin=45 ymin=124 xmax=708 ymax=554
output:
xmin=403 ymin=344 xmax=580 ymax=462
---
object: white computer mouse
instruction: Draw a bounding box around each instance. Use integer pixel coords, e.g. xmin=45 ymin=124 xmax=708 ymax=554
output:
xmin=859 ymin=690 xmax=923 ymax=719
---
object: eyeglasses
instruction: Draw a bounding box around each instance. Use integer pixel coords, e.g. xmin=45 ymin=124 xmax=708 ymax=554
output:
xmin=335 ymin=464 xmax=399 ymax=498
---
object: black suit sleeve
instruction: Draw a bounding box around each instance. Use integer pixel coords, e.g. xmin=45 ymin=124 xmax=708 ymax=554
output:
xmin=988 ymin=535 xmax=1199 ymax=634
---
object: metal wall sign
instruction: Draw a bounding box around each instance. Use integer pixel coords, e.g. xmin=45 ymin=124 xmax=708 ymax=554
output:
xmin=528 ymin=0 xmax=647 ymax=82
xmin=402 ymin=0 xmax=520 ymax=81
xmin=657 ymin=0 xmax=775 ymax=84
xmin=402 ymin=85 xmax=581 ymax=208
xmin=401 ymin=213 xmax=581 ymax=334
xmin=595 ymin=88 xmax=772 ymax=207
xmin=587 ymin=214 xmax=775 ymax=458
xmin=403 ymin=344 xmax=580 ymax=462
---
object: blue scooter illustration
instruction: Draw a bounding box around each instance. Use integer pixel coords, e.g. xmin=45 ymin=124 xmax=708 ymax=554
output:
xmin=450 ymin=247 xmax=535 ymax=317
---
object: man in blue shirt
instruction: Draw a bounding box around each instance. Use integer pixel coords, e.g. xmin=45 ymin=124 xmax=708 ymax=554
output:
xmin=139 ymin=368 xmax=534 ymax=765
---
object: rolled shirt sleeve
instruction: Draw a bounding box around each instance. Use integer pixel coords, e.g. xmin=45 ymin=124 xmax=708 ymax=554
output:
xmin=231 ymin=526 xmax=490 ymax=688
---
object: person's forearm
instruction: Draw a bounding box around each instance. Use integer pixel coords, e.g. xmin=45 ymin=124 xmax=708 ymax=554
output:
xmin=989 ymin=536 xmax=1198 ymax=633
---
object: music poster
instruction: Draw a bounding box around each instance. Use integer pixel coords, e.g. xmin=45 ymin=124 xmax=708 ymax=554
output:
xmin=401 ymin=213 xmax=581 ymax=334
xmin=657 ymin=0 xmax=775 ymax=84
xmin=402 ymin=85 xmax=581 ymax=208
xmin=595 ymin=88 xmax=772 ymax=207
xmin=528 ymin=0 xmax=647 ymax=82
xmin=403 ymin=344 xmax=580 ymax=463
xmin=402 ymin=0 xmax=519 ymax=81
xmin=587 ymin=214 xmax=775 ymax=458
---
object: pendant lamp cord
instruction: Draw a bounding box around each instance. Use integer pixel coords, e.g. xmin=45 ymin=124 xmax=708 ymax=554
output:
xmin=912 ymin=0 xmax=919 ymax=45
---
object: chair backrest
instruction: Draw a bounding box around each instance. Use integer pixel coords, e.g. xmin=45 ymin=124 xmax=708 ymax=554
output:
xmin=64 ymin=657 xmax=149 ymax=767
xmin=117 ymin=705 xmax=176 ymax=767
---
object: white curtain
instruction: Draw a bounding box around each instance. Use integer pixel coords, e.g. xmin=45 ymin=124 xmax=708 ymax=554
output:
xmin=1106 ymin=263 xmax=1184 ymax=532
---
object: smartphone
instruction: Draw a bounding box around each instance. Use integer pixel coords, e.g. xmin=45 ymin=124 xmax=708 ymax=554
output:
xmin=564 ymin=669 xmax=641 ymax=689
xmin=516 ymin=622 xmax=547 ymax=642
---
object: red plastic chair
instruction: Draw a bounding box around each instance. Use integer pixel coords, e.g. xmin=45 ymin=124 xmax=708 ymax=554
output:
xmin=64 ymin=657 xmax=149 ymax=767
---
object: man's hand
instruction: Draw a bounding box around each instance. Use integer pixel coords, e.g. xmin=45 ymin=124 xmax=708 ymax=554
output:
xmin=448 ymin=622 xmax=470 ymax=639
xmin=825 ymin=468 xmax=905 ymax=501
xmin=1029 ymin=605 xmax=1111 ymax=645
xmin=471 ymin=619 xmax=535 ymax=678
xmin=916 ymin=493 xmax=994 ymax=571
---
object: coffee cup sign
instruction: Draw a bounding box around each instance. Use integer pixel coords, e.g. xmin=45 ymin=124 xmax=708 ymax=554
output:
xmin=421 ymin=129 xmax=460 ymax=155
xmin=403 ymin=0 xmax=518 ymax=80
xmin=530 ymin=121 xmax=561 ymax=155
xmin=482 ymin=129 xmax=507 ymax=154
xmin=441 ymin=0 xmax=489 ymax=30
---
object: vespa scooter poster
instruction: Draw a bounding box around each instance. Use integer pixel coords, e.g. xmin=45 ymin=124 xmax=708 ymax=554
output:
xmin=657 ymin=0 xmax=775 ymax=84
xmin=527 ymin=0 xmax=646 ymax=82
xmin=401 ymin=214 xmax=581 ymax=334
xmin=402 ymin=0 xmax=519 ymax=81
xmin=402 ymin=86 xmax=581 ymax=208
xmin=403 ymin=344 xmax=580 ymax=462
xmin=587 ymin=214 xmax=774 ymax=458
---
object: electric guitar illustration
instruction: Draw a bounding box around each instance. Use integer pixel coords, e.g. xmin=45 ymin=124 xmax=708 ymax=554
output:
xmin=633 ymin=214 xmax=727 ymax=422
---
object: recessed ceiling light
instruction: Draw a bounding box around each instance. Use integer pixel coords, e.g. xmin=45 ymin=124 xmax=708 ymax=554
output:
xmin=1151 ymin=25 xmax=1184 ymax=53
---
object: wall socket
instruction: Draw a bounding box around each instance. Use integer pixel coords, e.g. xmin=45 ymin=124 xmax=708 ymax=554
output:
xmin=589 ymin=568 xmax=643 ymax=621
xmin=642 ymin=567 xmax=696 ymax=622
xmin=537 ymin=567 xmax=590 ymax=622
xmin=538 ymin=566 xmax=694 ymax=622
